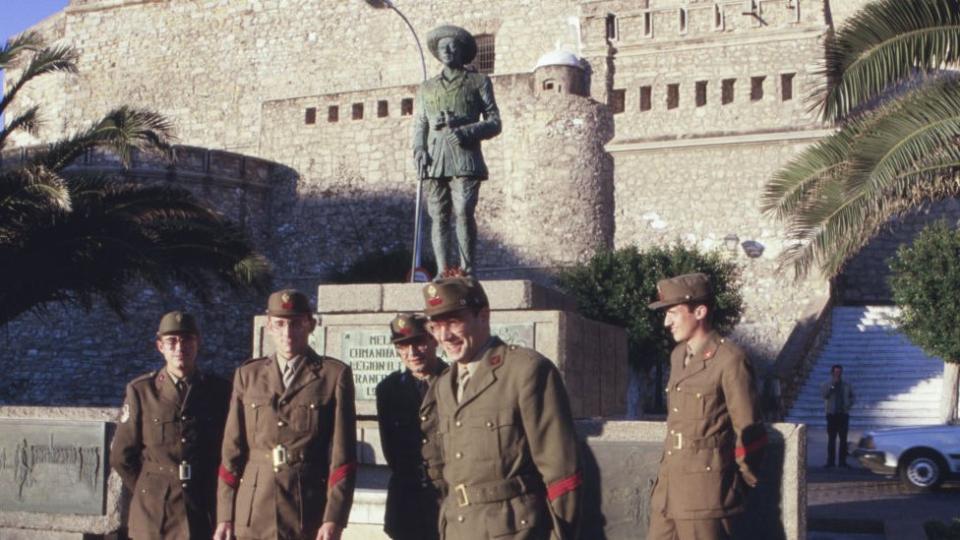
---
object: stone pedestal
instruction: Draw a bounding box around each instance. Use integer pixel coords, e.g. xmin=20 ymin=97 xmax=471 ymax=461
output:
xmin=252 ymin=280 xmax=630 ymax=418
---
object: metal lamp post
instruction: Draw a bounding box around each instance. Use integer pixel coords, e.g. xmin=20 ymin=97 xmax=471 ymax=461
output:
xmin=363 ymin=0 xmax=429 ymax=282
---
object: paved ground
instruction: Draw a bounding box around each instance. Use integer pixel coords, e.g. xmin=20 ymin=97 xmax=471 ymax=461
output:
xmin=806 ymin=429 xmax=959 ymax=540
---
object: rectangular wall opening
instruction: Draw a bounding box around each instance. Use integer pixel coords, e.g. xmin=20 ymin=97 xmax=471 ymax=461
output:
xmin=751 ymin=76 xmax=765 ymax=101
xmin=305 ymin=107 xmax=316 ymax=125
xmin=781 ymin=73 xmax=795 ymax=102
xmin=328 ymin=105 xmax=339 ymax=122
xmin=610 ymin=89 xmax=626 ymax=114
xmin=352 ymin=103 xmax=364 ymax=120
xmin=401 ymin=98 xmax=414 ymax=116
xmin=722 ymin=79 xmax=735 ymax=105
xmin=695 ymin=81 xmax=707 ymax=107
xmin=640 ymin=86 xmax=652 ymax=112
xmin=667 ymin=84 xmax=680 ymax=109
xmin=377 ymin=100 xmax=389 ymax=117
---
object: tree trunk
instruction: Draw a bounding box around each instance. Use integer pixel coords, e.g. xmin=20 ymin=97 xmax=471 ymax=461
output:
xmin=940 ymin=361 xmax=960 ymax=424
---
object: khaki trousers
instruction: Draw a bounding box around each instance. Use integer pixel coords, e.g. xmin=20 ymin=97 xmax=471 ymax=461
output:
xmin=647 ymin=511 xmax=732 ymax=540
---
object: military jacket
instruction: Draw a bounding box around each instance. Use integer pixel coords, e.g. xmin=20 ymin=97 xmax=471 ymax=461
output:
xmin=434 ymin=338 xmax=581 ymax=540
xmin=413 ymin=68 xmax=501 ymax=180
xmin=110 ymin=369 xmax=231 ymax=540
xmin=216 ymin=349 xmax=357 ymax=540
xmin=651 ymin=331 xmax=766 ymax=520
xmin=375 ymin=362 xmax=448 ymax=540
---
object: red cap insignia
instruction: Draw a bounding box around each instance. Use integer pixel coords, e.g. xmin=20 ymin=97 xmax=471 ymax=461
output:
xmin=399 ymin=326 xmax=413 ymax=335
xmin=489 ymin=355 xmax=501 ymax=366
xmin=281 ymin=302 xmax=293 ymax=310
xmin=428 ymin=297 xmax=443 ymax=306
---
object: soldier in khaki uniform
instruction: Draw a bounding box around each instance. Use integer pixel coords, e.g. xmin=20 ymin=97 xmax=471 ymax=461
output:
xmin=214 ymin=290 xmax=357 ymax=540
xmin=376 ymin=313 xmax=449 ymax=540
xmin=110 ymin=311 xmax=231 ymax=540
xmin=646 ymin=273 xmax=767 ymax=540
xmin=422 ymin=277 xmax=581 ymax=540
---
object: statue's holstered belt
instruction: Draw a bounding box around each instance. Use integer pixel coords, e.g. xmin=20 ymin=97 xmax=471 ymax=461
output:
xmin=454 ymin=473 xmax=544 ymax=507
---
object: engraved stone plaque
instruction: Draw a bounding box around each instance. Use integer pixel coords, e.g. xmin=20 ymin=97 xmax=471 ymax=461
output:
xmin=0 ymin=419 xmax=108 ymax=515
xmin=341 ymin=330 xmax=401 ymax=401
xmin=342 ymin=323 xmax=536 ymax=402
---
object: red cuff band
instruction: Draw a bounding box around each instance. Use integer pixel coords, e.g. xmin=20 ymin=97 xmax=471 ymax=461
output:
xmin=218 ymin=465 xmax=239 ymax=489
xmin=547 ymin=471 xmax=582 ymax=501
xmin=735 ymin=433 xmax=769 ymax=459
xmin=329 ymin=462 xmax=357 ymax=487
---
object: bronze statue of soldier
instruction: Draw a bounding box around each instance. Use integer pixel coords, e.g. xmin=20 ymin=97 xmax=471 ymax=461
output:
xmin=413 ymin=25 xmax=502 ymax=278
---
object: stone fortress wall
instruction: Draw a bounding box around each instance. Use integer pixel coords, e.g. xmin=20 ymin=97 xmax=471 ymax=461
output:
xmin=6 ymin=0 xmax=953 ymax=406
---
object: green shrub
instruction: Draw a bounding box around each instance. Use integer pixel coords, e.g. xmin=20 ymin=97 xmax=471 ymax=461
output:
xmin=557 ymin=244 xmax=743 ymax=375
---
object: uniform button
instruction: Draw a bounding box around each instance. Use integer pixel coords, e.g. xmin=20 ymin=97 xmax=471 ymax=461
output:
xmin=669 ymin=429 xmax=675 ymax=434
xmin=420 ymin=415 xmax=427 ymax=421
xmin=457 ymin=516 xmax=465 ymax=523
xmin=277 ymin=421 xmax=285 ymax=427
xmin=455 ymin=452 xmax=463 ymax=459
xmin=153 ymin=418 xmax=159 ymax=423
xmin=520 ymin=519 xmax=527 ymax=526
xmin=705 ymin=466 xmax=712 ymax=471
xmin=250 ymin=403 xmax=257 ymax=409
xmin=696 ymin=393 xmax=702 ymax=399
xmin=667 ymin=450 xmax=673 ymax=456
xmin=455 ymin=420 xmax=462 ymax=427
xmin=422 ymin=438 xmax=428 ymax=444
xmin=180 ymin=438 xmax=187 ymax=443
xmin=676 ymin=387 xmax=682 ymax=392
xmin=181 ymin=415 xmax=187 ymax=421
xmin=485 ymin=421 xmax=493 ymax=428
xmin=181 ymin=482 xmax=188 ymax=488
xmin=672 ymin=407 xmax=679 ymax=412
xmin=309 ymin=403 xmax=316 ymax=409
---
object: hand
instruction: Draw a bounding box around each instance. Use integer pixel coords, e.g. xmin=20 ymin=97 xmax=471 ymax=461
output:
xmin=315 ymin=521 xmax=343 ymax=540
xmin=443 ymin=128 xmax=464 ymax=147
xmin=740 ymin=469 xmax=759 ymax=488
xmin=213 ymin=521 xmax=234 ymax=540
xmin=414 ymin=149 xmax=431 ymax=179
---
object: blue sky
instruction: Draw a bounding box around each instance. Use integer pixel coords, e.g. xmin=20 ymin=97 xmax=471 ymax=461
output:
xmin=1 ymin=1 xmax=70 ymax=45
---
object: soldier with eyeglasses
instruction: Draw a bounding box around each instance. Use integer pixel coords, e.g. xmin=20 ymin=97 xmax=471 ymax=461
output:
xmin=110 ymin=311 xmax=231 ymax=540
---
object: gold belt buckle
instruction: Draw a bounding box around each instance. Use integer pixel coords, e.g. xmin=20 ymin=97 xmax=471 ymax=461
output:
xmin=179 ymin=461 xmax=192 ymax=481
xmin=272 ymin=445 xmax=288 ymax=469
xmin=455 ymin=483 xmax=470 ymax=507
xmin=673 ymin=432 xmax=683 ymax=450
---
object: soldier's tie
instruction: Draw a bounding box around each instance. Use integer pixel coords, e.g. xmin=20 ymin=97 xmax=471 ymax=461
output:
xmin=456 ymin=365 xmax=470 ymax=403
xmin=174 ymin=378 xmax=187 ymax=400
xmin=282 ymin=360 xmax=297 ymax=389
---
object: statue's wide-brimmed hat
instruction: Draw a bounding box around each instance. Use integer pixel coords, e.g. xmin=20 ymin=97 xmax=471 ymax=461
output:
xmin=426 ymin=25 xmax=478 ymax=65
xmin=647 ymin=273 xmax=713 ymax=310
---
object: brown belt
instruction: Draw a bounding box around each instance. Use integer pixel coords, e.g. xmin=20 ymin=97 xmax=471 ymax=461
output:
xmin=142 ymin=461 xmax=193 ymax=480
xmin=453 ymin=474 xmax=543 ymax=507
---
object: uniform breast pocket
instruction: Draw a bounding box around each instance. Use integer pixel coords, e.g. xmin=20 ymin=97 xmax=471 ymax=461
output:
xmin=245 ymin=396 xmax=271 ymax=442
xmin=290 ymin=402 xmax=318 ymax=433
xmin=680 ymin=385 xmax=715 ymax=418
xmin=144 ymin=415 xmax=178 ymax=445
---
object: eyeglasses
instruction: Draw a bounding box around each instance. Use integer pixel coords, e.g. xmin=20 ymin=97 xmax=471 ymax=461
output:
xmin=159 ymin=336 xmax=197 ymax=348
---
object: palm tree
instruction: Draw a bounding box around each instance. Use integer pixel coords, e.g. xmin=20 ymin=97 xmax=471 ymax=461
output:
xmin=0 ymin=33 xmax=271 ymax=326
xmin=761 ymin=0 xmax=960 ymax=422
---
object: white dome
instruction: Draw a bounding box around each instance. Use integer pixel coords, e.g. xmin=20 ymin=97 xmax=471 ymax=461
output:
xmin=534 ymin=50 xmax=582 ymax=70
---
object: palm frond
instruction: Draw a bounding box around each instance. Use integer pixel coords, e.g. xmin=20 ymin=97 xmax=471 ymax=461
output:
xmin=0 ymin=45 xmax=78 ymax=116
xmin=33 ymin=107 xmax=175 ymax=172
xmin=0 ymin=105 xmax=41 ymax=151
xmin=815 ymin=0 xmax=960 ymax=121
xmin=773 ymin=80 xmax=960 ymax=278
xmin=0 ymin=31 xmax=44 ymax=68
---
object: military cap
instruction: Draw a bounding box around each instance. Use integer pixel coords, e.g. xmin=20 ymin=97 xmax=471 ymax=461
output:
xmin=426 ymin=24 xmax=478 ymax=64
xmin=390 ymin=313 xmax=431 ymax=344
xmin=266 ymin=289 xmax=312 ymax=317
xmin=422 ymin=277 xmax=489 ymax=318
xmin=647 ymin=272 xmax=713 ymax=310
xmin=157 ymin=310 xmax=199 ymax=336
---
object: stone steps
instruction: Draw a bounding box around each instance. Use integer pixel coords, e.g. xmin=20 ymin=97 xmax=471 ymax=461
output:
xmin=786 ymin=306 xmax=943 ymax=429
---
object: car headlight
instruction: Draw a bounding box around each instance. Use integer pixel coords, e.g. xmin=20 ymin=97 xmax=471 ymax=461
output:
xmin=858 ymin=435 xmax=875 ymax=449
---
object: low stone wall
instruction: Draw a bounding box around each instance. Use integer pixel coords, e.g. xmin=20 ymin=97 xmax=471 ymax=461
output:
xmin=0 ymin=407 xmax=124 ymax=539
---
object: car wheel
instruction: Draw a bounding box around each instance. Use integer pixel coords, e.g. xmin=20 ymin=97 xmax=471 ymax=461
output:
xmin=898 ymin=450 xmax=947 ymax=491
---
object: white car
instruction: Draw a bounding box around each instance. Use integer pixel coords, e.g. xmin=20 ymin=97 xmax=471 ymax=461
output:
xmin=853 ymin=425 xmax=960 ymax=491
